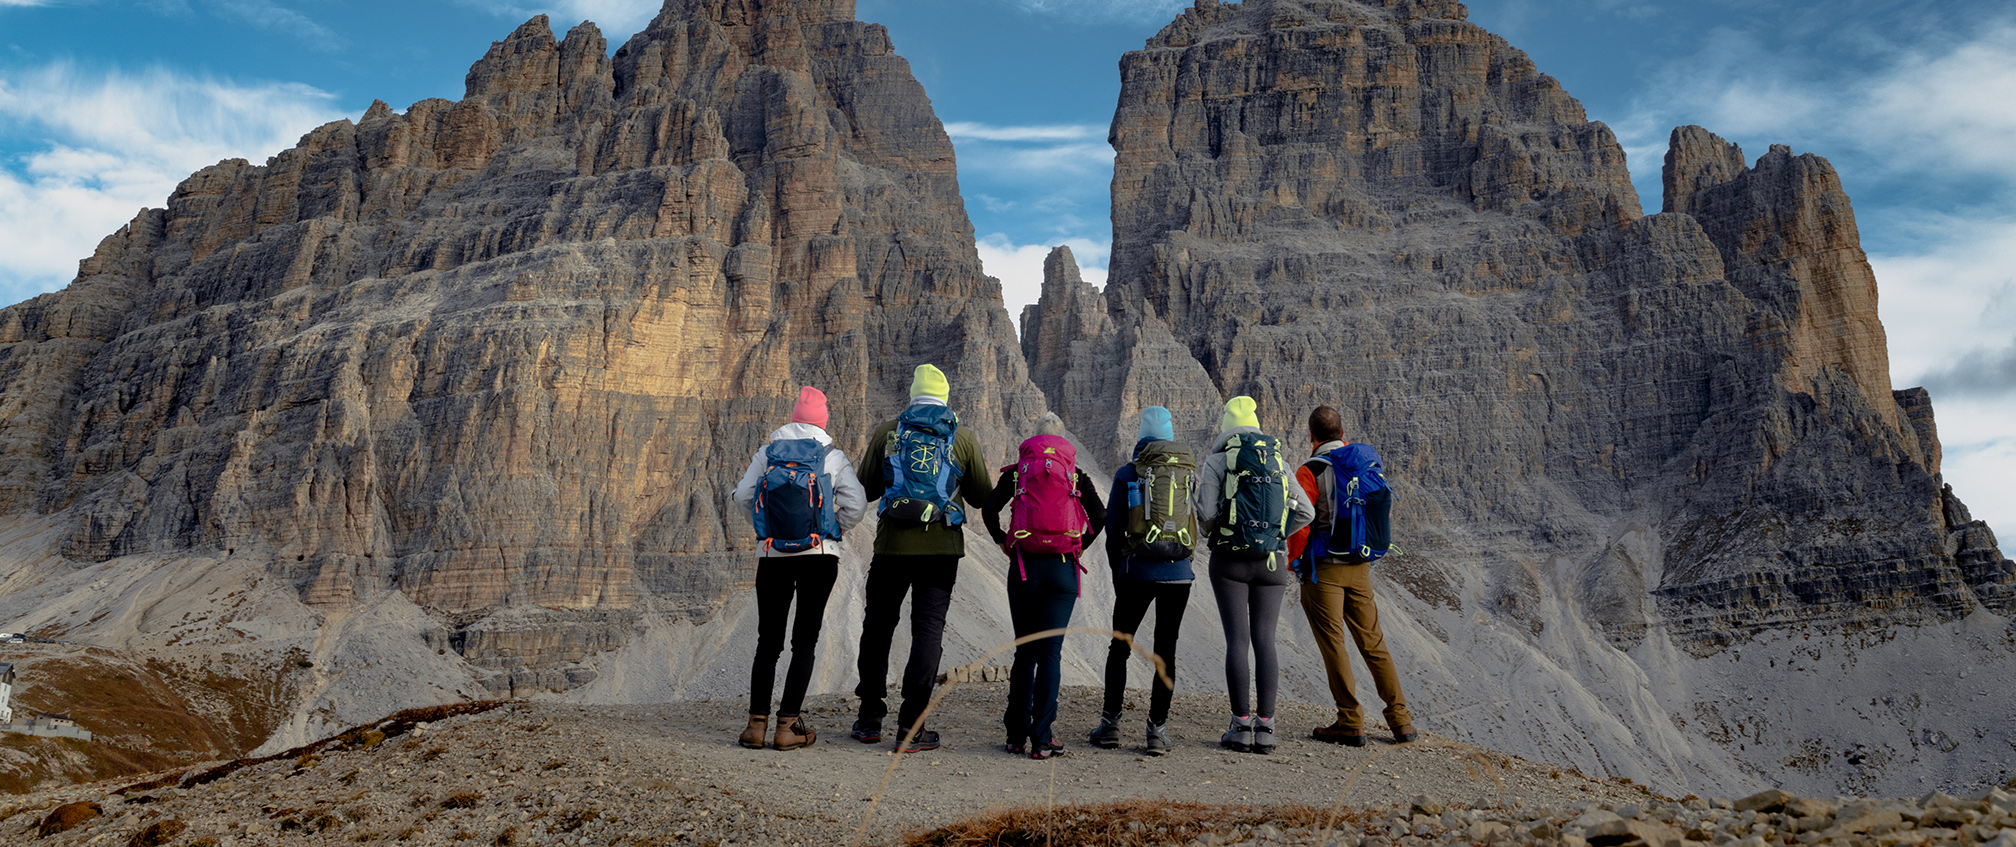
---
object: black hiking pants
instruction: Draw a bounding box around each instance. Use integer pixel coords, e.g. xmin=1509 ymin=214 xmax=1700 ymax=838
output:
xmin=1103 ymin=578 xmax=1192 ymax=724
xmin=748 ymin=555 xmax=840 ymax=718
xmin=855 ymin=553 xmax=959 ymax=732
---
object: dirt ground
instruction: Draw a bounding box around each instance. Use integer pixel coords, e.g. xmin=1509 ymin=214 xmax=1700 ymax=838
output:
xmin=0 ymin=683 xmax=1659 ymax=846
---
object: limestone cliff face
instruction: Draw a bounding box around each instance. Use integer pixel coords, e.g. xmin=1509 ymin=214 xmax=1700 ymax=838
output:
xmin=0 ymin=0 xmax=1043 ymax=689
xmin=1025 ymin=0 xmax=2014 ymax=790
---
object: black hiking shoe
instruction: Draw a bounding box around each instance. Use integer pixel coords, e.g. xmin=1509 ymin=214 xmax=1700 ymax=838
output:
xmin=1088 ymin=712 xmax=1122 ymax=749
xmin=1030 ymin=740 xmax=1065 ymax=760
xmin=849 ymin=720 xmax=882 ymax=744
xmin=1144 ymin=721 xmax=1172 ymax=757
xmin=894 ymin=728 xmax=940 ymax=754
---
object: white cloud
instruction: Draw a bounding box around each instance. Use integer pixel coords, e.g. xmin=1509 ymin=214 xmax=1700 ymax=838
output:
xmin=208 ymin=0 xmax=337 ymax=49
xmin=458 ymin=0 xmax=662 ymax=40
xmin=1007 ymin=0 xmax=1187 ymax=22
xmin=1870 ymin=214 xmax=2016 ymax=388
xmin=946 ymin=122 xmax=1114 ymax=178
xmin=945 ymin=122 xmax=1104 ymax=143
xmin=0 ymin=0 xmax=54 ymax=6
xmin=976 ymin=233 xmax=1109 ymax=334
xmin=1855 ymin=26 xmax=2016 ymax=181
xmin=0 ymin=63 xmax=345 ymax=306
xmin=1618 ymin=23 xmax=2016 ymax=189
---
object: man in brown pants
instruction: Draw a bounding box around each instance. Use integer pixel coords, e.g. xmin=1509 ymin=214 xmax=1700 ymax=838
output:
xmin=1289 ymin=406 xmax=1416 ymax=746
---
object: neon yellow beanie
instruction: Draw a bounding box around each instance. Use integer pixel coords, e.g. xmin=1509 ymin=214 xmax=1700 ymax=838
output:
xmin=1221 ymin=395 xmax=1260 ymax=431
xmin=910 ymin=364 xmax=950 ymax=402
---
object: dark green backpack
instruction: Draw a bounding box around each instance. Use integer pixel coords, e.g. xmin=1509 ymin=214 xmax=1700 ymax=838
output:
xmin=1212 ymin=433 xmax=1289 ymax=556
xmin=1121 ymin=441 xmax=1199 ymax=562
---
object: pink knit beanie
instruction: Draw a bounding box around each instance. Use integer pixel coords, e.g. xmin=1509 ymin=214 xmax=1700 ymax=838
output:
xmin=790 ymin=386 xmax=829 ymax=428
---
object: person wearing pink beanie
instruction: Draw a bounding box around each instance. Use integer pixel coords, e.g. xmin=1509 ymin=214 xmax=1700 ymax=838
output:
xmin=731 ymin=385 xmax=866 ymax=752
xmin=789 ymin=386 xmax=829 ymax=429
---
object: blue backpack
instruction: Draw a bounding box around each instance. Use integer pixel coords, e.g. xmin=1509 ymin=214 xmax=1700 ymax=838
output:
xmin=879 ymin=405 xmax=964 ymax=526
xmin=751 ymin=438 xmax=843 ymax=553
xmin=1311 ymin=443 xmax=1393 ymax=564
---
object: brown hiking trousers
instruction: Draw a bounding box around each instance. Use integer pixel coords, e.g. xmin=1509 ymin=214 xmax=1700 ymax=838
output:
xmin=1298 ymin=561 xmax=1412 ymax=730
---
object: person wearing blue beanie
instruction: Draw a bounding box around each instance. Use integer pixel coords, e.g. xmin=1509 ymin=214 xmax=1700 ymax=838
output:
xmin=1138 ymin=406 xmax=1175 ymax=442
xmin=1090 ymin=406 xmax=1195 ymax=756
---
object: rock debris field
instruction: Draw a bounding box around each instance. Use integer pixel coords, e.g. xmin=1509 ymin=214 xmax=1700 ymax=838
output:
xmin=3 ymin=685 xmax=2013 ymax=847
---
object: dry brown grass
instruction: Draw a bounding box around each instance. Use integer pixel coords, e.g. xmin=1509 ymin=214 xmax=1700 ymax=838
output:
xmin=905 ymin=799 xmax=1377 ymax=847
xmin=170 ymin=700 xmax=510 ymax=791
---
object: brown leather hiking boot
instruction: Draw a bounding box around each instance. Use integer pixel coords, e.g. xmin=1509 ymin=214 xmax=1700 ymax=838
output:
xmin=1391 ymin=723 xmax=1418 ymax=744
xmin=738 ymin=715 xmax=768 ymax=750
xmin=773 ymin=716 xmax=816 ymax=751
xmin=1312 ymin=722 xmax=1368 ymax=747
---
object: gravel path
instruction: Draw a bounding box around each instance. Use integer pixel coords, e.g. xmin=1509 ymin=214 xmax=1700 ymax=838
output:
xmin=0 ymin=684 xmax=1662 ymax=845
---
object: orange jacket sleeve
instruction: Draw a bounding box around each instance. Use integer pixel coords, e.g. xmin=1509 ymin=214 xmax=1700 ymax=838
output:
xmin=1288 ymin=463 xmax=1320 ymax=561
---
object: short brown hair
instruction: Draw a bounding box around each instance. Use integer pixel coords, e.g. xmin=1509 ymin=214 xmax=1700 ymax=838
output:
xmin=1309 ymin=405 xmax=1344 ymax=443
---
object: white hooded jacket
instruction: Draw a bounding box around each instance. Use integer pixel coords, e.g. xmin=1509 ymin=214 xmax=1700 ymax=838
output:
xmin=731 ymin=422 xmax=869 ymax=557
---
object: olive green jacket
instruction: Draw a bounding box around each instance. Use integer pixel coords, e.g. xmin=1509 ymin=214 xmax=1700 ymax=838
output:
xmin=856 ymin=403 xmax=994 ymax=556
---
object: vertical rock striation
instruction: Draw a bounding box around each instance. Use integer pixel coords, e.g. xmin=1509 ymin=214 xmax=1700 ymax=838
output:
xmin=0 ymin=0 xmax=1044 ymax=691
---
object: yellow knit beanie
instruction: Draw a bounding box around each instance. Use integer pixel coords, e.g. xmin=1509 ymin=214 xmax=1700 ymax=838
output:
xmin=910 ymin=364 xmax=950 ymax=402
xmin=1220 ymin=395 xmax=1260 ymax=431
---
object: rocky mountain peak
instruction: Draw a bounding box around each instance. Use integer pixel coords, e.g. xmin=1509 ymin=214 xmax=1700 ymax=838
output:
xmin=0 ymin=0 xmax=1042 ymax=703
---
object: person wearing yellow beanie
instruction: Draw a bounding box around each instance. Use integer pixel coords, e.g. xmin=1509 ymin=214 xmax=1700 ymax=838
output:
xmin=910 ymin=364 xmax=951 ymax=403
xmin=1195 ymin=395 xmax=1315 ymax=755
xmin=850 ymin=362 xmax=993 ymax=753
xmin=1220 ymin=394 xmax=1260 ymax=431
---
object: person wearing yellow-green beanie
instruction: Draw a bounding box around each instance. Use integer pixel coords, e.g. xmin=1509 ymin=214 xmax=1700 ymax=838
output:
xmin=1194 ymin=395 xmax=1314 ymax=756
xmin=909 ymin=363 xmax=950 ymax=403
xmin=850 ymin=363 xmax=993 ymax=753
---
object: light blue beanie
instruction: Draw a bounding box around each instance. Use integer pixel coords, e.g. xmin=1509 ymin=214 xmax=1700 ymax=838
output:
xmin=1138 ymin=406 xmax=1175 ymax=442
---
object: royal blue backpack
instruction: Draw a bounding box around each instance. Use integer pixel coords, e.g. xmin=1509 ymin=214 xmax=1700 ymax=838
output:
xmin=1312 ymin=443 xmax=1392 ymax=564
xmin=879 ymin=405 xmax=964 ymax=526
xmin=751 ymin=438 xmax=843 ymax=553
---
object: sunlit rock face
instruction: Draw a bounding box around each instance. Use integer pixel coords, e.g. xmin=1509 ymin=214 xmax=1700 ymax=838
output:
xmin=0 ymin=0 xmax=1043 ymax=692
xmin=1024 ymin=0 xmax=2014 ymax=794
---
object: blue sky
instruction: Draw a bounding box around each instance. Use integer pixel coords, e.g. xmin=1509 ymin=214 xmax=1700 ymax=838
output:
xmin=1 ymin=0 xmax=2011 ymax=531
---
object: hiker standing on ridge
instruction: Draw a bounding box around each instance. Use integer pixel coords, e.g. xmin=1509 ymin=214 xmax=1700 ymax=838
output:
xmin=1196 ymin=396 xmax=1314 ymax=755
xmin=1089 ymin=406 xmax=1199 ymax=757
xmin=731 ymin=386 xmax=868 ymax=751
xmin=982 ymin=413 xmax=1105 ymax=759
xmin=851 ymin=364 xmax=994 ymax=753
xmin=1291 ymin=405 xmax=1416 ymax=746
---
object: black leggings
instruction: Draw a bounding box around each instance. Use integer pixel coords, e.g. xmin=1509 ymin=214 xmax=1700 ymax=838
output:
xmin=1103 ymin=579 xmax=1191 ymax=724
xmin=749 ymin=555 xmax=839 ymax=717
xmin=1209 ymin=553 xmax=1288 ymax=719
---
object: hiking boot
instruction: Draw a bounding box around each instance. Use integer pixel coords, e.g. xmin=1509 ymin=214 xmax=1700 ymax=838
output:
xmin=1005 ymin=737 xmax=1026 ymax=755
xmin=1252 ymin=716 xmax=1277 ymax=754
xmin=1391 ymin=723 xmax=1419 ymax=744
xmin=1088 ymin=712 xmax=1122 ymax=749
xmin=1312 ymin=722 xmax=1368 ymax=747
xmin=738 ymin=715 xmax=768 ymax=750
xmin=772 ymin=715 xmax=816 ymax=751
xmin=1144 ymin=720 xmax=1172 ymax=757
xmin=894 ymin=727 xmax=940 ymax=754
xmin=848 ymin=719 xmax=881 ymax=744
xmin=1220 ymin=716 xmax=1253 ymax=752
xmin=1030 ymin=739 xmax=1065 ymax=760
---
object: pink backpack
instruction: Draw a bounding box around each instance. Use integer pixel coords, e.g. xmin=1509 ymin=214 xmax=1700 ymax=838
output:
xmin=1006 ymin=435 xmax=1089 ymax=569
